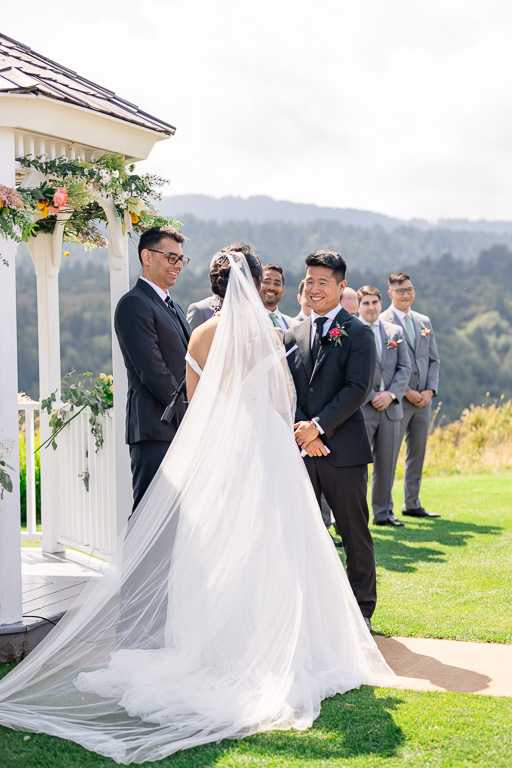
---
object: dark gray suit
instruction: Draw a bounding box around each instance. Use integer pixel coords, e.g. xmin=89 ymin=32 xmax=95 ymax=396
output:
xmin=361 ymin=319 xmax=411 ymax=521
xmin=380 ymin=306 xmax=440 ymax=511
xmin=285 ymin=309 xmax=377 ymax=618
xmin=115 ymin=278 xmax=190 ymax=509
xmin=186 ymin=295 xmax=218 ymax=331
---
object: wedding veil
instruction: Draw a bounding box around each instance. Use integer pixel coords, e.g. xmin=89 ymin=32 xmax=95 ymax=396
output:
xmin=0 ymin=254 xmax=395 ymax=763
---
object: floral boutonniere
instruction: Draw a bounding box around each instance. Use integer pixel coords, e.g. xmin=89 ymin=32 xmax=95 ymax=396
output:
xmin=420 ymin=324 xmax=431 ymax=337
xmin=385 ymin=337 xmax=403 ymax=350
xmin=328 ymin=323 xmax=349 ymax=346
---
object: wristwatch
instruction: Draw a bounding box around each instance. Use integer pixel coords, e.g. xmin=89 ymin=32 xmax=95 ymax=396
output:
xmin=389 ymin=392 xmax=397 ymax=401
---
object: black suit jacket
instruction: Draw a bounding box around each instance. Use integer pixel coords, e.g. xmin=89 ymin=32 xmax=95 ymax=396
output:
xmin=284 ymin=308 xmax=375 ymax=467
xmin=114 ymin=278 xmax=191 ymax=444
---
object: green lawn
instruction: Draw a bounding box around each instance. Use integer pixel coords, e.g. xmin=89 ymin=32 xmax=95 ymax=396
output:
xmin=367 ymin=472 xmax=512 ymax=643
xmin=0 ymin=686 xmax=510 ymax=768
xmin=2 ymin=472 xmax=511 ymax=766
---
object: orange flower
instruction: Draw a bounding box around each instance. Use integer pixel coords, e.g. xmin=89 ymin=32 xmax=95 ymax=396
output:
xmin=130 ymin=212 xmax=139 ymax=224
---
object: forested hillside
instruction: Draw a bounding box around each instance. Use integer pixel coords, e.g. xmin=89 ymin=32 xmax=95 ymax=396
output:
xmin=15 ymin=230 xmax=512 ymax=425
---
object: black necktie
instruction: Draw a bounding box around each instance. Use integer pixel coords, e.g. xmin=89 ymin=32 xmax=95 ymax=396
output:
xmin=312 ymin=317 xmax=328 ymax=361
xmin=165 ymin=295 xmax=177 ymax=314
xmin=165 ymin=296 xmax=189 ymax=339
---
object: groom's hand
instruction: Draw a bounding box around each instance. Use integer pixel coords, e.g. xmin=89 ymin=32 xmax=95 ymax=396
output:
xmin=294 ymin=420 xmax=319 ymax=448
xmin=303 ymin=437 xmax=329 ymax=457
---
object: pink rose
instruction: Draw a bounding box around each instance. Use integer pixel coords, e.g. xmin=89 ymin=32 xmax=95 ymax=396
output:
xmin=53 ymin=187 xmax=68 ymax=209
xmin=390 ymin=341 xmax=397 ymax=348
xmin=330 ymin=328 xmax=341 ymax=337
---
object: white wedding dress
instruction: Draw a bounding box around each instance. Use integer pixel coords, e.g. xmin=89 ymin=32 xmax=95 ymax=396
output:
xmin=0 ymin=255 xmax=395 ymax=764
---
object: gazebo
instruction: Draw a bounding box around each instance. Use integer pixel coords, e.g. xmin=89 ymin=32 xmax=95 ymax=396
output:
xmin=0 ymin=34 xmax=176 ymax=632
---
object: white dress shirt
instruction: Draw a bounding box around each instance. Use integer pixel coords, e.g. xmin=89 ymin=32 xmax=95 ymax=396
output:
xmin=140 ymin=276 xmax=171 ymax=304
xmin=309 ymin=304 xmax=342 ymax=347
xmin=266 ymin=308 xmax=288 ymax=332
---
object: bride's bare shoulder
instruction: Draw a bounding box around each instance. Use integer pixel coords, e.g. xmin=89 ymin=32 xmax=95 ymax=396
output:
xmin=188 ymin=316 xmax=219 ymax=363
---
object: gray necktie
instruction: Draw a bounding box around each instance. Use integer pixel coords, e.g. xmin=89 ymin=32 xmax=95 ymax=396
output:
xmin=371 ymin=324 xmax=385 ymax=389
xmin=269 ymin=312 xmax=281 ymax=328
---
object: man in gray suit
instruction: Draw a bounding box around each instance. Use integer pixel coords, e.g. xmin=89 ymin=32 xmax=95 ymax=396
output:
xmin=358 ymin=286 xmax=411 ymax=527
xmin=186 ymin=294 xmax=218 ymax=331
xmin=380 ymin=272 xmax=441 ymax=519
xmin=261 ymin=264 xmax=296 ymax=330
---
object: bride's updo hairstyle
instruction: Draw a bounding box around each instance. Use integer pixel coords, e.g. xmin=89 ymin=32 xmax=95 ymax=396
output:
xmin=210 ymin=242 xmax=262 ymax=306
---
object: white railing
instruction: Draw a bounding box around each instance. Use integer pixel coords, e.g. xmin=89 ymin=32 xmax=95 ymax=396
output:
xmin=52 ymin=407 xmax=116 ymax=562
xmin=18 ymin=400 xmax=40 ymax=542
xmin=18 ymin=402 xmax=116 ymax=562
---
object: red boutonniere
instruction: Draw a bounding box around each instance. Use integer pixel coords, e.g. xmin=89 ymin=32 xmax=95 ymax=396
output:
xmin=328 ymin=323 xmax=349 ymax=346
xmin=420 ymin=324 xmax=431 ymax=337
xmin=385 ymin=337 xmax=403 ymax=350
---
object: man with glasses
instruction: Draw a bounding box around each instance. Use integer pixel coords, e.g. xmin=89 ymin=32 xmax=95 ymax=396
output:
xmin=115 ymin=226 xmax=191 ymax=511
xmin=381 ymin=272 xmax=441 ymax=519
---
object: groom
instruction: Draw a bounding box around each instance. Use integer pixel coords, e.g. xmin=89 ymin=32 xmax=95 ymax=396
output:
xmin=284 ymin=250 xmax=377 ymax=626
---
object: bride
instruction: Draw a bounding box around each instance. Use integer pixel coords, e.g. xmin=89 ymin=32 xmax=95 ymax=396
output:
xmin=0 ymin=249 xmax=395 ymax=764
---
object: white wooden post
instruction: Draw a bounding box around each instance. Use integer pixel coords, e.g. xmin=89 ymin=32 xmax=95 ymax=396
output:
xmin=27 ymin=226 xmax=66 ymax=553
xmin=0 ymin=127 xmax=23 ymax=624
xmin=98 ymin=199 xmax=132 ymax=540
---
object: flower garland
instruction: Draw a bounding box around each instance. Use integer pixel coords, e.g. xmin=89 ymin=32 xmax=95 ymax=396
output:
xmin=0 ymin=153 xmax=181 ymax=259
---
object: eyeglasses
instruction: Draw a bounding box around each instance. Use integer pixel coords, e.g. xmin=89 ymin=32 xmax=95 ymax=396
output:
xmin=392 ymin=286 xmax=415 ymax=296
xmin=149 ymin=249 xmax=190 ymax=267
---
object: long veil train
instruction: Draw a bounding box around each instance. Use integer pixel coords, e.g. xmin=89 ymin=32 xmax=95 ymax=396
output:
xmin=0 ymin=255 xmax=395 ymax=764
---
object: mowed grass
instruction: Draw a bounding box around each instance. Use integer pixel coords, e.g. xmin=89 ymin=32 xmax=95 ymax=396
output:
xmin=0 ymin=684 xmax=511 ymax=768
xmin=367 ymin=472 xmax=512 ymax=642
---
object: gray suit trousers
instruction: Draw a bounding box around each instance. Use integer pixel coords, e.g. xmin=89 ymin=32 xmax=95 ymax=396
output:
xmin=363 ymin=406 xmax=400 ymax=520
xmin=396 ymin=399 xmax=431 ymax=510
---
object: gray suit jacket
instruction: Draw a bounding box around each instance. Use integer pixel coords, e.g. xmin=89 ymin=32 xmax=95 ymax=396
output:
xmin=362 ymin=319 xmax=411 ymax=420
xmin=186 ymin=295 xmax=218 ymax=331
xmin=380 ymin=306 xmax=440 ymax=395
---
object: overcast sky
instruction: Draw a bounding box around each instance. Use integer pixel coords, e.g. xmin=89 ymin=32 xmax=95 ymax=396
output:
xmin=4 ymin=1 xmax=512 ymax=221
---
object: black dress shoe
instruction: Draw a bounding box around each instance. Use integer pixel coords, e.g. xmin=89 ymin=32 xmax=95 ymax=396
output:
xmin=402 ymin=506 xmax=441 ymax=518
xmin=374 ymin=515 xmax=404 ymax=527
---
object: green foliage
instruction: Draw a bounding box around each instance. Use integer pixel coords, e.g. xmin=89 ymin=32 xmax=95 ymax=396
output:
xmin=0 ymin=154 xmax=182 ymax=257
xmin=40 ymin=371 xmax=113 ymax=453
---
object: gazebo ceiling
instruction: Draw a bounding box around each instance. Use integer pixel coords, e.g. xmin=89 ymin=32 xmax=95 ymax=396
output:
xmin=0 ymin=34 xmax=176 ymax=162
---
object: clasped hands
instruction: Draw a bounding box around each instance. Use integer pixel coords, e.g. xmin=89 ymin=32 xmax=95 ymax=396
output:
xmin=405 ymin=389 xmax=433 ymax=407
xmin=294 ymin=420 xmax=328 ymax=457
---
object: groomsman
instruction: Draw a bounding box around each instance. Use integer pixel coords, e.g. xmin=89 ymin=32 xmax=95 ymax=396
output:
xmin=340 ymin=286 xmax=359 ymax=316
xmin=186 ymin=294 xmax=218 ymax=331
xmin=260 ymin=265 xmax=296 ymax=330
xmin=357 ymin=286 xmax=411 ymax=527
xmin=380 ymin=272 xmax=441 ymax=519
xmin=293 ymin=279 xmax=311 ymax=322
xmin=285 ymin=250 xmax=377 ymax=627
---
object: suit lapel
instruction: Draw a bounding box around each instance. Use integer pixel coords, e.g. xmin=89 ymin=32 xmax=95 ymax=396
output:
xmin=295 ymin=317 xmax=313 ymax=380
xmin=138 ymin=279 xmax=189 ymax=347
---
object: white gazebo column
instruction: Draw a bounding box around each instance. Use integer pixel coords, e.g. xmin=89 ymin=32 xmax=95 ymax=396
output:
xmin=27 ymin=226 xmax=66 ymax=553
xmin=99 ymin=199 xmax=132 ymax=540
xmin=0 ymin=127 xmax=23 ymax=624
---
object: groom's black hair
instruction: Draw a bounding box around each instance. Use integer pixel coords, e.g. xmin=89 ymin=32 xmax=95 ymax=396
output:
xmin=305 ymin=249 xmax=347 ymax=283
xmin=138 ymin=226 xmax=187 ymax=265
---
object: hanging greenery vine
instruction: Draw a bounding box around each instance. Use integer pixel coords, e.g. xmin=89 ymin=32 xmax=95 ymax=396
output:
xmin=0 ymin=152 xmax=181 ymax=258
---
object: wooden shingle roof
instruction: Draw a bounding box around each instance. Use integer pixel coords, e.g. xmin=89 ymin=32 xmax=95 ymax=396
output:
xmin=0 ymin=34 xmax=176 ymax=137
